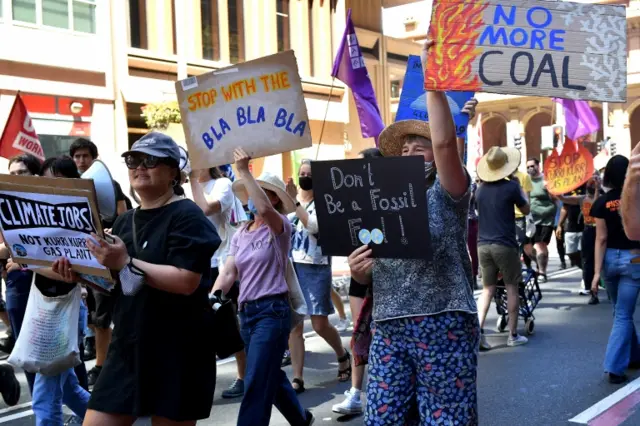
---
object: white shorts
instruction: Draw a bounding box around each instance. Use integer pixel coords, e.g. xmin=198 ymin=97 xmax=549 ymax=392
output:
xmin=565 ymin=232 xmax=582 ymax=254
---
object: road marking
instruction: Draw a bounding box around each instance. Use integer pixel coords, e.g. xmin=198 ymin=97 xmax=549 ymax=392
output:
xmin=569 ymin=376 xmax=640 ymax=424
xmin=0 ymin=402 xmax=31 ymax=415
xmin=0 ymin=409 xmax=33 ymax=423
xmin=590 ymin=389 xmax=640 ymax=426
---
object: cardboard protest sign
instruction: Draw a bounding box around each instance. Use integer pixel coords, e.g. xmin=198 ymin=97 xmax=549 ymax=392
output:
xmin=175 ymin=51 xmax=312 ymax=169
xmin=0 ymin=175 xmax=114 ymax=290
xmin=396 ymin=55 xmax=474 ymax=137
xmin=544 ymin=139 xmax=595 ymax=195
xmin=425 ymin=0 xmax=627 ymax=102
xmin=311 ymin=157 xmax=431 ymax=259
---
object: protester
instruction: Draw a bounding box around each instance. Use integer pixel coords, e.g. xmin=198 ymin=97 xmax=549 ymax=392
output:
xmin=475 ymin=146 xmax=530 ymax=350
xmin=557 ymin=176 xmax=601 ymax=304
xmin=285 ymin=158 xmax=351 ymax=395
xmin=526 ymin=157 xmax=557 ymax=281
xmin=622 ymin=141 xmax=640 ymax=240
xmin=555 ymin=200 xmax=568 ymax=270
xmin=557 ymin=188 xmax=585 ymax=272
xmin=69 ymin=138 xmax=129 ymax=383
xmin=30 ymin=156 xmax=91 ymax=425
xmin=190 ymin=166 xmax=248 ymax=399
xmin=73 ymin=132 xmax=220 ymax=425
xmin=333 ymin=147 xmax=383 ymax=416
xmin=213 ymin=148 xmax=314 ymax=426
xmin=348 ymin=40 xmax=478 ymax=425
xmin=511 ymin=161 xmax=535 ymax=269
xmin=0 ymin=154 xmax=42 ymax=394
xmin=590 ymin=155 xmax=640 ymax=384
xmin=468 ymin=179 xmax=479 ymax=289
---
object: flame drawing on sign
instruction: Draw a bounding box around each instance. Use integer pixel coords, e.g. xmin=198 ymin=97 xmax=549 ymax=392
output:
xmin=425 ymin=0 xmax=489 ymax=91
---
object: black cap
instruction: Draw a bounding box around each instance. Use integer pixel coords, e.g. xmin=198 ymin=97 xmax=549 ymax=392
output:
xmin=122 ymin=132 xmax=181 ymax=164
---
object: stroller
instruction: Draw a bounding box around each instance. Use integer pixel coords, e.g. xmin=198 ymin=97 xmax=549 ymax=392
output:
xmin=494 ymin=267 xmax=542 ymax=335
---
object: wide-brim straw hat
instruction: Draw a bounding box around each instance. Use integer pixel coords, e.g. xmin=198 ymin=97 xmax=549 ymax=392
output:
xmin=232 ymin=172 xmax=297 ymax=214
xmin=476 ymin=146 xmax=521 ymax=182
xmin=378 ymin=120 xmax=432 ymax=157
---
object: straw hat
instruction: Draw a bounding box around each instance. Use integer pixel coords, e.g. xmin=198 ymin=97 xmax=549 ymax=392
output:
xmin=378 ymin=120 xmax=432 ymax=157
xmin=232 ymin=172 xmax=297 ymax=214
xmin=476 ymin=146 xmax=521 ymax=183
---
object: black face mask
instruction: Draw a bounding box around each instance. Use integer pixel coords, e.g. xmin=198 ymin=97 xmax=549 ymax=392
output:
xmin=299 ymin=176 xmax=313 ymax=191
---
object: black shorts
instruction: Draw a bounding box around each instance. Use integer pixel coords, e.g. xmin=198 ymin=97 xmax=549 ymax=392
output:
xmin=86 ymin=287 xmax=116 ymax=329
xmin=533 ymin=225 xmax=554 ymax=245
xmin=348 ymin=278 xmax=368 ymax=299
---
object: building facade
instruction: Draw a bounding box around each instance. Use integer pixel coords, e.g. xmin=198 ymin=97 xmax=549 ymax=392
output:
xmin=384 ymin=0 xmax=640 ymax=173
xmin=0 ymin=0 xmax=423 ymax=186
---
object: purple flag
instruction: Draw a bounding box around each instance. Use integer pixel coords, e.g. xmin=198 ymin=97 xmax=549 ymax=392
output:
xmin=553 ymin=98 xmax=600 ymax=141
xmin=332 ymin=9 xmax=384 ymax=141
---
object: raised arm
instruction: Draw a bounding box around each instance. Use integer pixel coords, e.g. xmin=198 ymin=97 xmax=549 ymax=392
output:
xmin=234 ymin=148 xmax=284 ymax=235
xmin=622 ymin=142 xmax=640 ymax=240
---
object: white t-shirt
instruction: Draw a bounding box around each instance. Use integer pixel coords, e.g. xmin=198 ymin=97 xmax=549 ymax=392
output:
xmin=288 ymin=200 xmax=329 ymax=265
xmin=202 ymin=178 xmax=247 ymax=268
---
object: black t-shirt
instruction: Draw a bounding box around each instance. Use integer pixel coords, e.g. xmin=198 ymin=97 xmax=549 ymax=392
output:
xmin=590 ymin=188 xmax=640 ymax=250
xmin=476 ymin=179 xmax=528 ymax=248
xmin=35 ymin=274 xmax=76 ymax=297
xmin=564 ymin=204 xmax=584 ymax=233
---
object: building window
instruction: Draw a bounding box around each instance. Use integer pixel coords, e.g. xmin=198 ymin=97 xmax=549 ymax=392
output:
xmin=129 ymin=0 xmax=147 ymax=49
xmin=12 ymin=0 xmax=37 ymax=23
xmin=228 ymin=0 xmax=244 ymax=63
xmin=201 ymin=0 xmax=220 ymax=61
xmin=276 ymin=0 xmax=290 ymax=52
xmin=390 ymin=80 xmax=401 ymax=98
xmin=12 ymin=0 xmax=95 ymax=32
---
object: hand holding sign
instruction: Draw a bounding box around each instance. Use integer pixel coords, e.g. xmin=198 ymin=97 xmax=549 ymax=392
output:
xmin=52 ymin=257 xmax=80 ymax=283
xmin=347 ymin=245 xmax=373 ymax=284
xmin=544 ymin=139 xmax=595 ymax=195
xmin=233 ymin=148 xmax=251 ymax=175
xmin=86 ymin=233 xmax=129 ymax=272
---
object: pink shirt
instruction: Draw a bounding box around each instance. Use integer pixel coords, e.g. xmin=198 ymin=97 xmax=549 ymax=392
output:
xmin=229 ymin=215 xmax=291 ymax=304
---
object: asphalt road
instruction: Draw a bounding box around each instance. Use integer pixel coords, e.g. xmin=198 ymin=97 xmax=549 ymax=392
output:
xmin=2 ymin=246 xmax=640 ymax=425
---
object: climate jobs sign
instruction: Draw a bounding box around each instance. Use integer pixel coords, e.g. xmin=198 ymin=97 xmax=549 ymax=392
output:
xmin=425 ymin=0 xmax=627 ymax=102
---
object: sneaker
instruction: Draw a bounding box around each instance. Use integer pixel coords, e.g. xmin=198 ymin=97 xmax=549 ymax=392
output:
xmin=0 ymin=364 xmax=20 ymax=406
xmin=609 ymin=373 xmax=627 ymax=384
xmin=64 ymin=415 xmax=83 ymax=425
xmin=332 ymin=388 xmax=363 ymax=414
xmin=335 ymin=318 xmax=350 ymax=332
xmin=84 ymin=337 xmax=96 ymax=361
xmin=507 ymin=334 xmax=528 ymax=347
xmin=221 ymin=378 xmax=244 ymax=399
xmin=0 ymin=335 xmax=15 ymax=354
xmin=281 ymin=350 xmax=292 ymax=367
xmin=88 ymin=365 xmax=102 ymax=386
xmin=589 ymin=294 xmax=600 ymax=305
xmin=304 ymin=409 xmax=315 ymax=425
xmin=561 ymin=261 xmax=567 ymax=270
xmin=479 ymin=334 xmax=491 ymax=351
xmin=579 ymin=289 xmax=591 ymax=296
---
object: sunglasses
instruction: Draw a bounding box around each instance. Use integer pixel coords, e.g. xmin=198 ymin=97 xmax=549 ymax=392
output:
xmin=125 ymin=154 xmax=171 ymax=170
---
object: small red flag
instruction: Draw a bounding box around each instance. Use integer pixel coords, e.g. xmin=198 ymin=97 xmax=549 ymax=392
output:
xmin=0 ymin=94 xmax=45 ymax=161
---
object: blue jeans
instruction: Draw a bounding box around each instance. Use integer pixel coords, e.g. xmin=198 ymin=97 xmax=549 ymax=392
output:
xmin=32 ymin=368 xmax=90 ymax=426
xmin=5 ymin=269 xmax=35 ymax=393
xmin=237 ymin=296 xmax=306 ymax=426
xmin=602 ymin=249 xmax=640 ymax=375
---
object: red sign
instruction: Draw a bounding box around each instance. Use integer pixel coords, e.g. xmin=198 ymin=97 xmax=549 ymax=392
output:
xmin=0 ymin=94 xmax=45 ymax=161
xmin=544 ymin=138 xmax=594 ymax=196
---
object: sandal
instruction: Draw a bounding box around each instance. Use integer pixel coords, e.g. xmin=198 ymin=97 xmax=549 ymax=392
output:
xmin=337 ymin=348 xmax=352 ymax=382
xmin=292 ymin=377 xmax=305 ymax=394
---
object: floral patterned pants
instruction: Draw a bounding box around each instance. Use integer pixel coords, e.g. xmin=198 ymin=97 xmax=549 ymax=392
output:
xmin=365 ymin=312 xmax=480 ymax=426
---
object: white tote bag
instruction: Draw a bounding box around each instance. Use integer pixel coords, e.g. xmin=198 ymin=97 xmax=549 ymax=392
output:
xmin=8 ymin=277 xmax=81 ymax=376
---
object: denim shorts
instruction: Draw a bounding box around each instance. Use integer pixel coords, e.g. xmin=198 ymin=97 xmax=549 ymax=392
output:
xmin=293 ymin=263 xmax=334 ymax=316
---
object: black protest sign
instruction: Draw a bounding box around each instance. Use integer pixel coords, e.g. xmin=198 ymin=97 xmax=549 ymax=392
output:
xmin=311 ymin=157 xmax=431 ymax=259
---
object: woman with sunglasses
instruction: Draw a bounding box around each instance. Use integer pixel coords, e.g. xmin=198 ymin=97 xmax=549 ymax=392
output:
xmin=55 ymin=132 xmax=221 ymax=426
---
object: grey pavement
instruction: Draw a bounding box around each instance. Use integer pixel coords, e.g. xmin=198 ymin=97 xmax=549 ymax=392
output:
xmin=2 ymin=243 xmax=640 ymax=425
